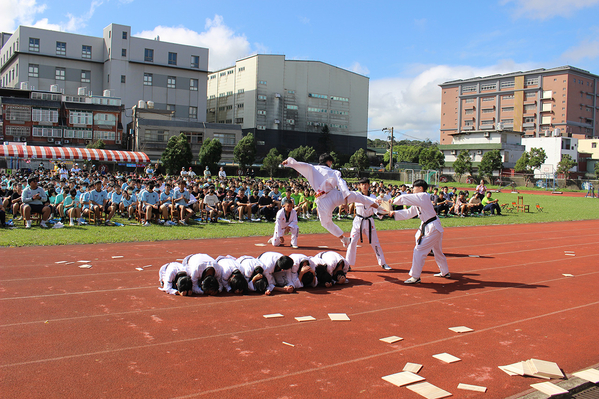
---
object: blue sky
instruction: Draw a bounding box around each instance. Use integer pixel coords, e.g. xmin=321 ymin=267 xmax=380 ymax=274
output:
xmin=2 ymin=0 xmax=599 ymax=142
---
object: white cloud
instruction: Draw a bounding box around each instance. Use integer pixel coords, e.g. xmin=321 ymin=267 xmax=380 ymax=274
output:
xmin=502 ymin=0 xmax=599 ymax=20
xmin=0 ymin=0 xmax=47 ymax=32
xmin=562 ymin=39 xmax=599 ymax=62
xmin=348 ymin=62 xmax=370 ymax=76
xmin=136 ymin=15 xmax=263 ymax=71
xmin=299 ymin=16 xmax=310 ymax=25
xmin=0 ymin=0 xmax=103 ymax=33
xmin=368 ymin=61 xmax=538 ymax=142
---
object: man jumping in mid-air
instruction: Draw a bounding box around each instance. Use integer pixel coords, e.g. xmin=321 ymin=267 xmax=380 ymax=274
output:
xmin=282 ymin=153 xmax=381 ymax=248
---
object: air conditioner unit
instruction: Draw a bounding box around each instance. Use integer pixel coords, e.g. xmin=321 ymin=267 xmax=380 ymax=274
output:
xmin=55 ymin=140 xmax=62 ymax=145
xmin=477 ymin=150 xmax=483 ymax=155
xmin=450 ymin=150 xmax=456 ymax=155
xmin=64 ymin=139 xmax=70 ymax=144
xmin=484 ymin=132 xmax=490 ymax=138
xmin=77 ymin=87 xmax=88 ymax=96
xmin=21 ymin=136 xmax=27 ymax=142
xmin=544 ymin=130 xmax=551 ymax=137
xmin=274 ymin=119 xmax=280 ymax=124
xmin=275 ymin=93 xmax=281 ymax=98
xmin=47 ymin=138 xmax=54 ymax=142
xmin=115 ymin=139 xmax=122 ymax=144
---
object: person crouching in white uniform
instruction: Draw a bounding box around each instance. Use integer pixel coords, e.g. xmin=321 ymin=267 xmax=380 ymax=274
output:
xmin=269 ymin=200 xmax=299 ymax=248
xmin=216 ymin=255 xmax=249 ymax=294
xmin=389 ymin=179 xmax=450 ymax=284
xmin=182 ymin=253 xmax=222 ymax=295
xmin=315 ymin=250 xmax=350 ymax=285
xmin=282 ymin=153 xmax=381 ymax=249
xmin=158 ymin=262 xmax=192 ymax=296
xmin=289 ymin=253 xmax=318 ymax=289
xmin=345 ymin=177 xmax=391 ymax=271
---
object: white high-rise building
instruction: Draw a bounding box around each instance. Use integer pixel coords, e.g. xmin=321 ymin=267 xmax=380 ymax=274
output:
xmin=206 ymin=54 xmax=369 ymax=156
xmin=0 ymin=24 xmax=208 ymax=124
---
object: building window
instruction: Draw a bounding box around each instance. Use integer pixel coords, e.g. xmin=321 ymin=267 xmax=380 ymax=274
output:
xmin=191 ymin=55 xmax=199 ymax=68
xmin=238 ymin=66 xmax=245 ymax=72
xmin=592 ymin=143 xmax=597 ymax=148
xmin=121 ymin=75 xmax=126 ymax=83
xmin=121 ymin=48 xmax=127 ymax=57
xmin=168 ymin=52 xmax=177 ymax=65
xmin=464 ymin=109 xmax=474 ymax=115
xmin=286 ymin=105 xmax=298 ymax=110
xmin=257 ymin=110 xmax=266 ymax=115
xmin=501 ymin=107 xmax=514 ymax=112
xmin=237 ymin=103 xmax=244 ymax=108
xmin=465 ymin=98 xmax=475 ymax=103
xmin=258 ymin=80 xmax=267 ymax=85
xmin=28 ymin=64 xmax=39 ymax=78
xmin=190 ymin=78 xmax=198 ymax=91
xmin=55 ymin=67 xmax=65 ymax=80
xmin=309 ymin=93 xmax=328 ymax=99
xmin=226 ymin=91 xmax=233 ymax=96
xmin=29 ymin=38 xmax=40 ymax=52
xmin=330 ymin=110 xmax=349 ymax=115
xmin=525 ymin=77 xmax=539 ymax=86
xmin=238 ymin=88 xmax=244 ymax=94
xmin=331 ymin=96 xmax=349 ymax=101
xmin=166 ymin=104 xmax=175 ymax=111
xmin=502 ymin=94 xmax=514 ymax=100
xmin=480 ymin=83 xmax=497 ymax=91
xmin=189 ymin=106 xmax=197 ymax=119
xmin=235 ymin=118 xmax=244 ymax=124
xmin=462 ymin=85 xmax=476 ymax=93
xmin=82 ymin=45 xmax=92 ymax=59
xmin=214 ymin=133 xmax=236 ymax=145
xmin=286 ymin=119 xmax=295 ymax=124
xmin=524 ymin=104 xmax=536 ymax=112
xmin=220 ymin=72 xmax=226 ymax=77
xmin=122 ymin=31 xmax=128 ymax=39
xmin=258 ymin=95 xmax=267 ymax=100
xmin=308 ymin=107 xmax=328 ymax=113
xmin=482 ymin=108 xmax=494 ymax=113
xmin=81 ymin=70 xmax=91 ymax=83
xmin=500 ymin=80 xmax=515 ymax=89
xmin=56 ymin=41 xmax=66 ymax=56
xmin=167 ymin=76 xmax=176 ymax=89
xmin=482 ymin=97 xmax=494 ymax=102
xmin=227 ymin=70 xmax=233 ymax=75
xmin=144 ymin=48 xmax=154 ymax=62
xmin=143 ymin=73 xmax=153 ymax=86
xmin=524 ymin=117 xmax=535 ymax=123
xmin=257 ymin=125 xmax=266 ymax=130
xmin=481 ymin=120 xmax=494 ymax=125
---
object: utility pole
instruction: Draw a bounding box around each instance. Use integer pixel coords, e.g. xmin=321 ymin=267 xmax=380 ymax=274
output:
xmin=383 ymin=127 xmax=394 ymax=171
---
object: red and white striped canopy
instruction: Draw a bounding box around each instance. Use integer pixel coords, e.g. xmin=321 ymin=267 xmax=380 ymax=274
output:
xmin=0 ymin=144 xmax=150 ymax=163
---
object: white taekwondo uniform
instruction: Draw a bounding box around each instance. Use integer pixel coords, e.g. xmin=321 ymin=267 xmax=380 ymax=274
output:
xmin=345 ymin=192 xmax=386 ymax=268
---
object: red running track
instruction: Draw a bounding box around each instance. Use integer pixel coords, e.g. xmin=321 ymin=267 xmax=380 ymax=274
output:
xmin=1 ymin=220 xmax=599 ymax=398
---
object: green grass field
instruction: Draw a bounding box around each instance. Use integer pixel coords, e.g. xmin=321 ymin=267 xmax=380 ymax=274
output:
xmin=2 ymin=192 xmax=597 ymax=247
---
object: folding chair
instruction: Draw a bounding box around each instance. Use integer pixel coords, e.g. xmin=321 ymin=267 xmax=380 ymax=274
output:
xmin=536 ymin=203 xmax=544 ymax=212
xmin=517 ymin=196 xmax=530 ymax=213
xmin=24 ymin=212 xmax=42 ymax=226
xmin=88 ymin=206 xmax=106 ymax=225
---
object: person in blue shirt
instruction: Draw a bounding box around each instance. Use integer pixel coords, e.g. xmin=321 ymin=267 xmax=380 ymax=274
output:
xmin=108 ymin=185 xmax=123 ymax=221
xmin=159 ymin=183 xmax=174 ymax=221
xmin=172 ymin=180 xmax=193 ymax=225
xmin=140 ymin=182 xmax=160 ymax=226
xmin=63 ymin=188 xmax=82 ymax=226
xmin=89 ymin=180 xmax=109 ymax=225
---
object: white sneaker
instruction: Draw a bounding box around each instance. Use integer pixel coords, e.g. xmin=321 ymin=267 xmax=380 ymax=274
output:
xmin=291 ymin=245 xmax=299 ymax=249
xmin=40 ymin=221 xmax=48 ymax=228
xmin=341 ymin=236 xmax=351 ymax=248
xmin=179 ymin=220 xmax=187 ymax=225
xmin=70 ymin=221 xmax=75 ymax=226
xmin=26 ymin=220 xmax=32 ymax=229
xmin=143 ymin=221 xmax=151 ymax=227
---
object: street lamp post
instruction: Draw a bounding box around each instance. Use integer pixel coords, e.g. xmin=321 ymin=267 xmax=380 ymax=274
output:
xmin=383 ymin=127 xmax=394 ymax=171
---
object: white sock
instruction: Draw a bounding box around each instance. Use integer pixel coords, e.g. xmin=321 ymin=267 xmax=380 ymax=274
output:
xmin=70 ymin=217 xmax=74 ymax=224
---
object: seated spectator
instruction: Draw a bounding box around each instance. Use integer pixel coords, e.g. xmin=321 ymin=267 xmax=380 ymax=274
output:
xmin=482 ymin=191 xmax=502 ymax=215
xmin=454 ymin=191 xmax=469 ymax=217
xmin=203 ymin=186 xmax=221 ymax=223
xmin=63 ymin=188 xmax=82 ymax=226
xmin=257 ymin=188 xmax=276 ymax=221
xmin=434 ymin=192 xmax=450 ymax=216
xmin=22 ymin=176 xmax=51 ymax=228
xmin=468 ymin=193 xmax=484 ymax=214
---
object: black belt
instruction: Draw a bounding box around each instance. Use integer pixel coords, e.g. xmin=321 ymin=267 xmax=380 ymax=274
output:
xmin=417 ymin=216 xmax=437 ymax=245
xmin=356 ymin=214 xmax=374 ymax=244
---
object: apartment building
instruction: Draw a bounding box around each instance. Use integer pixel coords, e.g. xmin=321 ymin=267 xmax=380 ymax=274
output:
xmin=206 ymin=54 xmax=369 ymax=157
xmin=439 ymin=66 xmax=599 ymax=145
xmin=0 ymin=24 xmax=208 ymax=123
xmin=1 ymin=86 xmax=124 ymax=148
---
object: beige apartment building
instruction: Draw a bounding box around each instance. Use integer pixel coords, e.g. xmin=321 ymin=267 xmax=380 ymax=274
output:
xmin=439 ymin=66 xmax=599 ymax=145
xmin=206 ymin=54 xmax=369 ymax=157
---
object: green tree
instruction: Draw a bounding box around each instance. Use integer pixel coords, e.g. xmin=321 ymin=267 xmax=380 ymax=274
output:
xmin=318 ymin=124 xmax=334 ymax=153
xmin=261 ymin=148 xmax=283 ymax=178
xmin=288 ymin=145 xmax=316 ymax=163
xmin=595 ymin=162 xmax=599 ymax=179
xmin=418 ymin=146 xmax=445 ymax=170
xmin=349 ymin=148 xmax=370 ymax=171
xmin=330 ymin=151 xmax=340 ymax=166
xmin=197 ymin=138 xmax=222 ymax=172
xmin=233 ymin=132 xmax=256 ymax=171
xmin=514 ymin=151 xmax=532 ymax=186
xmin=557 ymin=154 xmax=577 ymax=179
xmin=528 ymin=147 xmax=547 ymax=170
xmin=478 ymin=149 xmax=503 ymax=179
xmin=452 ymin=150 xmax=473 ymax=182
xmin=86 ymin=139 xmax=105 ymax=149
xmin=161 ymin=133 xmax=192 ymax=175
xmin=396 ymin=145 xmax=424 ymax=163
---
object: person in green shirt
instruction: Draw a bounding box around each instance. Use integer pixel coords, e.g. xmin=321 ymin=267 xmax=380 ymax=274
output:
xmin=481 ymin=192 xmax=502 ymax=215
xmin=290 ymin=187 xmax=302 ymax=214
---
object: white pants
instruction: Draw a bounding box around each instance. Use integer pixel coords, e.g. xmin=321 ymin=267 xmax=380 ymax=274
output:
xmin=409 ymin=229 xmax=449 ymax=279
xmin=315 ymin=190 xmax=375 ymax=237
xmin=346 ymin=217 xmax=386 ymax=266
xmin=272 ymin=223 xmax=298 ymax=247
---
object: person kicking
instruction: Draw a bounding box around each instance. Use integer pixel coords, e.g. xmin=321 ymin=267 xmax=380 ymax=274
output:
xmin=345 ymin=177 xmax=391 ymax=271
xmin=282 ymin=153 xmax=382 ymax=248
xmin=388 ymin=179 xmax=450 ymax=284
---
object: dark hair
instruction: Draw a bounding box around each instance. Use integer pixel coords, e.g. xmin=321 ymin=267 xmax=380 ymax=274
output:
xmin=319 ymin=153 xmax=334 ymax=165
xmin=358 ymin=177 xmax=370 ymax=184
xmin=253 ymin=277 xmax=268 ymax=294
xmin=333 ymin=269 xmax=346 ymax=282
xmin=250 ymin=266 xmax=264 ymax=279
xmin=173 ymin=271 xmax=188 ymax=290
xmin=70 ymin=188 xmax=77 ymax=196
xmin=276 ymin=256 xmax=294 ymax=270
xmin=301 ymin=271 xmax=315 ymax=288
xmin=315 ymin=265 xmax=333 ymax=287
xmin=229 ymin=270 xmax=248 ymax=294
xmin=176 ymin=276 xmax=192 ymax=293
xmin=201 ymin=275 xmax=219 ymax=295
xmin=413 ymin=179 xmax=428 ymax=191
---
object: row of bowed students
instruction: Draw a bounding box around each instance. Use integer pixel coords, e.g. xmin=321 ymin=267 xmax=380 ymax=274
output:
xmin=159 ymin=251 xmax=350 ymax=296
